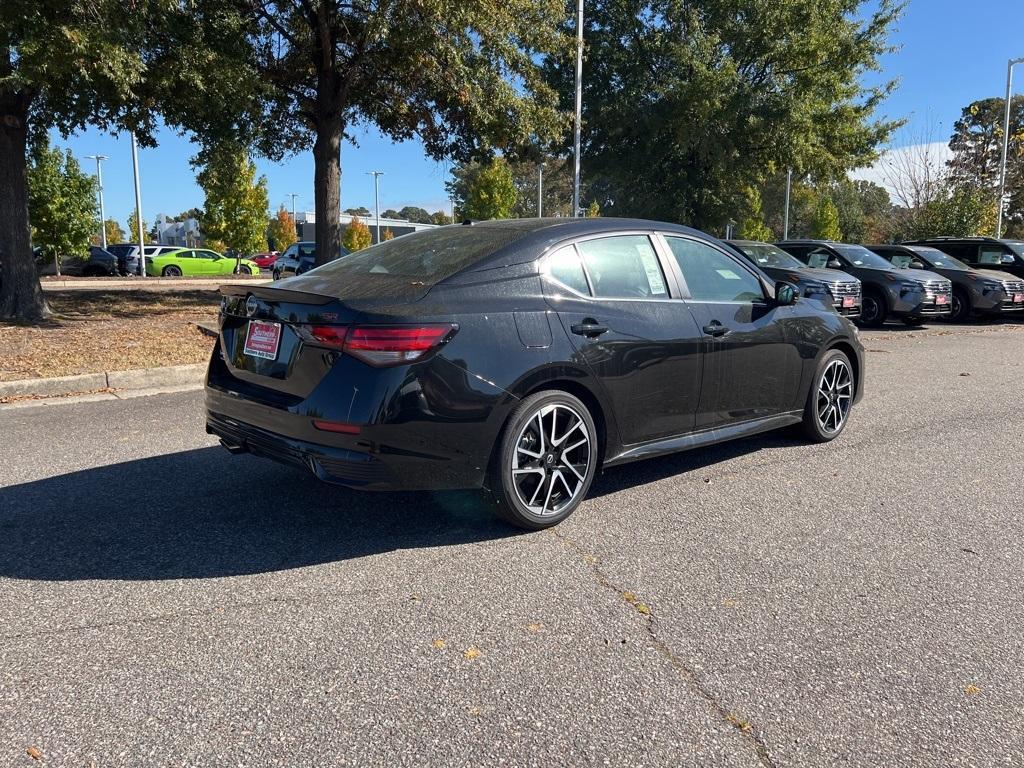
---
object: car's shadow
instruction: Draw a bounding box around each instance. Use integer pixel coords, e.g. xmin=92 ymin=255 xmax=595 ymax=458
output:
xmin=0 ymin=433 xmax=790 ymax=582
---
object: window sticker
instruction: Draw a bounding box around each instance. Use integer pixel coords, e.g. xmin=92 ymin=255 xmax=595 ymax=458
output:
xmin=716 ymin=269 xmax=742 ymax=280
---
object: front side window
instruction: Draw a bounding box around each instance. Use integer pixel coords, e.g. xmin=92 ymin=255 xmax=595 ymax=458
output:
xmin=545 ymin=245 xmax=590 ymax=295
xmin=666 ymin=237 xmax=764 ymax=302
xmin=575 ymin=235 xmax=668 ymax=299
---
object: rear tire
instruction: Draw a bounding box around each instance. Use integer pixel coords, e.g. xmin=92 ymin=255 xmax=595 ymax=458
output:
xmin=162 ymin=265 xmax=182 ymax=277
xmin=272 ymin=269 xmax=281 ymax=281
xmin=486 ymin=390 xmax=598 ymax=530
xmin=801 ymin=349 xmax=855 ymax=443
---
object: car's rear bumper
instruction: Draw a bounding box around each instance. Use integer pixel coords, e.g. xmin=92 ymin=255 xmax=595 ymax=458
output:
xmin=204 ymin=345 xmax=514 ymax=492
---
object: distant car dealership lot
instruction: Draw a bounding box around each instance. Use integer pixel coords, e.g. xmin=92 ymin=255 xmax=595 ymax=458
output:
xmin=1 ymin=320 xmax=1022 ymax=767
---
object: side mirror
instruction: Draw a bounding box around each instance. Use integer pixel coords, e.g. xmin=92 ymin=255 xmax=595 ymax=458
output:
xmin=774 ymin=282 xmax=798 ymax=306
xmin=910 ymin=260 xmax=925 ymax=270
xmin=827 ymin=258 xmax=843 ymax=269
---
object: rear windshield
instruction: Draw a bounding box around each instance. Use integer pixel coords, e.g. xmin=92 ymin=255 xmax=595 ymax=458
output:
xmin=309 ymin=226 xmax=523 ymax=284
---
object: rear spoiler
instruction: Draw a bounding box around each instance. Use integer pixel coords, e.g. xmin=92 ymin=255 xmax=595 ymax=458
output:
xmin=219 ymin=284 xmax=335 ymax=305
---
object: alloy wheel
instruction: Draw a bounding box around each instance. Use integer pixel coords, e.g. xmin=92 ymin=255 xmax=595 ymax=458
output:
xmin=511 ymin=403 xmax=592 ymax=517
xmin=816 ymin=359 xmax=853 ymax=434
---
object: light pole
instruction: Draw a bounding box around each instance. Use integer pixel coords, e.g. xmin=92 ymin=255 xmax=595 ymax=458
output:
xmin=367 ymin=171 xmax=384 ymax=242
xmin=538 ymin=162 xmax=546 ymax=218
xmin=289 ymin=193 xmax=299 ymax=222
xmin=86 ymin=154 xmax=109 ymax=249
xmin=572 ymin=0 xmax=583 ymax=217
xmin=783 ymin=168 xmax=792 ymax=240
xmin=130 ymin=133 xmax=146 ymax=277
xmin=997 ymin=57 xmax=1024 ymax=238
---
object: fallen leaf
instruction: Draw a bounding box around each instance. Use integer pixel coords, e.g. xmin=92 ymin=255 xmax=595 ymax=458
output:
xmin=959 ymin=372 xmax=971 ymax=377
xmin=463 ymin=646 xmax=481 ymax=660
xmin=26 ymin=746 xmax=42 ymax=761
xmin=722 ymin=598 xmax=738 ymax=607
xmin=527 ymin=623 xmax=542 ymax=633
xmin=582 ymin=553 xmax=598 ymax=565
xmin=432 ymin=639 xmax=446 ymax=650
xmin=469 ymin=706 xmax=482 ymax=716
xmin=726 ymin=714 xmax=753 ymax=732
xmin=965 ymin=684 xmax=981 ymax=696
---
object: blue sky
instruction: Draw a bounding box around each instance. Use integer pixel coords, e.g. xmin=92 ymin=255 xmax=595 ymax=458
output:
xmin=53 ymin=0 xmax=1024 ymax=228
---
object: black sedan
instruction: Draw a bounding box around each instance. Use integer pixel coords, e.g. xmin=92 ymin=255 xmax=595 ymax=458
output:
xmin=727 ymin=239 xmax=862 ymax=318
xmin=207 ymin=219 xmax=864 ymax=529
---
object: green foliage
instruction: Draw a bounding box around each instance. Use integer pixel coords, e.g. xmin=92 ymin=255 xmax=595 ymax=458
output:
xmin=544 ymin=0 xmax=904 ymax=230
xmin=342 ymin=217 xmax=372 ymax=252
xmin=430 ymin=210 xmax=452 ymax=225
xmin=901 ymin=184 xmax=997 ymax=240
xmin=27 ymin=139 xmax=96 ymax=267
xmin=195 ymin=144 xmax=270 ymax=254
xmin=344 ymin=207 xmax=371 ymax=217
xmin=451 ymin=158 xmax=518 ymax=220
xmin=811 ymin=196 xmax=842 ymax=241
xmin=829 ymin=179 xmax=892 ymax=243
xmin=737 ymin=188 xmax=773 ymax=241
xmin=947 ymin=96 xmax=1024 ymax=237
xmin=266 ymin=206 xmax=297 ymax=252
xmin=126 ymin=211 xmax=150 ymax=244
xmin=175 ymin=208 xmax=203 ymax=222
xmin=586 ymin=200 xmax=601 ymax=218
xmin=398 ymin=206 xmax=433 ymax=224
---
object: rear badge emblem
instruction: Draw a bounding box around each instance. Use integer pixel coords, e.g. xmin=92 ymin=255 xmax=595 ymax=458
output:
xmin=245 ymin=295 xmax=258 ymax=317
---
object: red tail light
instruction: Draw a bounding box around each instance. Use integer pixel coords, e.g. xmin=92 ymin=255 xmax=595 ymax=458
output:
xmin=303 ymin=324 xmax=456 ymax=366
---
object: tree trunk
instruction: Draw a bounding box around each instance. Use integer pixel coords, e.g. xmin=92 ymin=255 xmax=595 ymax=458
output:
xmin=313 ymin=106 xmax=343 ymax=267
xmin=0 ymin=94 xmax=48 ymax=322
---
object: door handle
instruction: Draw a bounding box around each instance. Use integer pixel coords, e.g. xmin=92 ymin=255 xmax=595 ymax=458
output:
xmin=571 ymin=321 xmax=609 ymax=338
xmin=703 ymin=322 xmax=729 ymax=337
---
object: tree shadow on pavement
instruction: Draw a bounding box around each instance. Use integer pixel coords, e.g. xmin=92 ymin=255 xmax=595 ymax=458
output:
xmin=0 ymin=447 xmax=516 ymax=582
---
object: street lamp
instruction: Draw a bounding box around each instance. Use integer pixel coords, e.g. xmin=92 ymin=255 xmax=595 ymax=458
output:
xmin=996 ymin=57 xmax=1024 ymax=239
xmin=538 ymin=162 xmax=546 ymax=218
xmin=783 ymin=168 xmax=792 ymax=240
xmin=289 ymin=193 xmax=299 ymax=223
xmin=130 ymin=132 xmax=145 ymax=277
xmin=572 ymin=0 xmax=583 ymax=217
xmin=85 ymin=154 xmax=109 ymax=249
xmin=367 ymin=171 xmax=384 ymax=243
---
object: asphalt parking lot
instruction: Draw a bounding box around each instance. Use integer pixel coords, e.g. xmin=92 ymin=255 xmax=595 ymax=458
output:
xmin=2 ymin=321 xmax=1023 ymax=767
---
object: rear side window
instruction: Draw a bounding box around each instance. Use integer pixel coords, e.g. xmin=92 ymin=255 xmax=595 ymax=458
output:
xmin=545 ymin=246 xmax=590 ymax=295
xmin=806 ymin=249 xmax=832 ymax=269
xmin=666 ymin=237 xmax=764 ymax=303
xmin=576 ymin=235 xmax=668 ymax=299
xmin=310 ymin=227 xmax=523 ymax=284
xmin=979 ymin=245 xmax=1012 ymax=265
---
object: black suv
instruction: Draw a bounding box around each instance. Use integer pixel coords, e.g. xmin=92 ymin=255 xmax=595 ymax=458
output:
xmin=776 ymin=240 xmax=953 ymax=327
xmin=34 ymin=245 xmax=119 ymax=277
xmin=727 ymin=240 xmax=862 ymax=318
xmin=903 ymin=237 xmax=1024 ymax=281
xmin=272 ymin=241 xmax=348 ymax=280
xmin=869 ymin=244 xmax=1024 ymax=322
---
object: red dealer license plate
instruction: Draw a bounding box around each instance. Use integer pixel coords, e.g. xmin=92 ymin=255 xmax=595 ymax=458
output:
xmin=842 ymin=296 xmax=856 ymax=308
xmin=936 ymin=294 xmax=948 ymax=305
xmin=243 ymin=320 xmax=281 ymax=360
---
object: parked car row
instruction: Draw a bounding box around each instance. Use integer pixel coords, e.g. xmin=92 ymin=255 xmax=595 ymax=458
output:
xmin=726 ymin=236 xmax=1024 ymax=328
xmin=101 ymin=244 xmax=260 ymax=277
xmin=271 ymin=241 xmax=348 ymax=280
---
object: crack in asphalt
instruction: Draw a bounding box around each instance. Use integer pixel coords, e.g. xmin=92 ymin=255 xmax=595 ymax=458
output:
xmin=552 ymin=530 xmax=778 ymax=768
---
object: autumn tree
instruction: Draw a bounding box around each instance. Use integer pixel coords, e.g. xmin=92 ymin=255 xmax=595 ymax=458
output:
xmin=27 ymin=138 xmax=97 ymax=272
xmin=342 ymin=216 xmax=371 ymax=252
xmin=947 ymin=96 xmax=1024 ymax=237
xmin=266 ymin=206 xmax=297 ymax=252
xmin=127 ymin=211 xmax=151 ymax=245
xmin=737 ymin=187 xmax=773 ymax=242
xmin=381 ymin=228 xmax=394 ymax=241
xmin=97 ymin=219 xmax=126 ymax=247
xmin=195 ymin=143 xmax=269 ymax=254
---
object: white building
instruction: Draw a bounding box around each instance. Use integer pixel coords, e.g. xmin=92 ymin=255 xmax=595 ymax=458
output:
xmin=155 ymin=214 xmax=203 ymax=247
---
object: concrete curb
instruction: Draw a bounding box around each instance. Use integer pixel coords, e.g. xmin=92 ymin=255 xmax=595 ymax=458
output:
xmin=0 ymin=363 xmax=206 ymax=399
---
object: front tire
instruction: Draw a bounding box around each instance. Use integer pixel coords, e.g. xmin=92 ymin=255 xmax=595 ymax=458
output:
xmin=859 ymin=290 xmax=887 ymax=328
xmin=801 ymin=349 xmax=855 ymax=443
xmin=487 ymin=390 xmax=598 ymax=530
xmin=949 ymin=288 xmax=971 ymax=322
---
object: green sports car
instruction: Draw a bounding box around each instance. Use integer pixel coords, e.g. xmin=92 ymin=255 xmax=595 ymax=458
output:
xmin=145 ymin=248 xmax=260 ymax=277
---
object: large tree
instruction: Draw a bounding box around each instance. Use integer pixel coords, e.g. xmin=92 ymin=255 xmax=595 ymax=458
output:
xmin=1 ymin=0 xmax=148 ymax=320
xmin=27 ymin=138 xmax=97 ymax=271
xmin=195 ymin=143 xmax=269 ymax=254
xmin=173 ymin=0 xmax=568 ymax=265
xmin=545 ymin=0 xmax=904 ymax=230
xmin=947 ymin=96 xmax=1024 ymax=237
